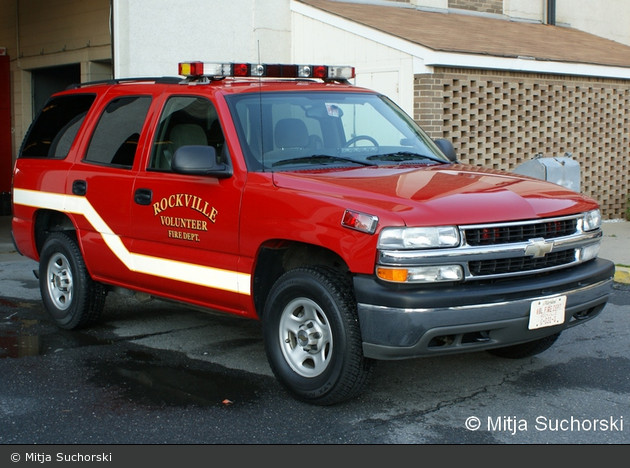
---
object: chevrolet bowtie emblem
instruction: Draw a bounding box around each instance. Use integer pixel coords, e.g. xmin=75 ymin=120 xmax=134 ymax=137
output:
xmin=525 ymin=238 xmax=554 ymax=258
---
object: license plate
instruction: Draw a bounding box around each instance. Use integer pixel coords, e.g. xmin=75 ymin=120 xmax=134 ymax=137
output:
xmin=528 ymin=295 xmax=567 ymax=330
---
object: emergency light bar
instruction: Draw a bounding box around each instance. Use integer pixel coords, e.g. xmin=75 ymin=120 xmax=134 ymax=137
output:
xmin=178 ymin=61 xmax=355 ymax=81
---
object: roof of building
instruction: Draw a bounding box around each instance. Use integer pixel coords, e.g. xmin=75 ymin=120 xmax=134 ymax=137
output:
xmin=296 ymin=0 xmax=630 ymax=69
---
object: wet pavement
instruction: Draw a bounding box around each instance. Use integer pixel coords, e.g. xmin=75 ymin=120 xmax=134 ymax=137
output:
xmin=1 ymin=214 xmax=630 ymax=444
xmin=1 ymin=286 xmax=630 ymax=444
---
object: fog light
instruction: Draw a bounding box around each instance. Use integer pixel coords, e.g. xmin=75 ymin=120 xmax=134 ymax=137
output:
xmin=377 ymin=265 xmax=463 ymax=283
xmin=580 ymin=243 xmax=600 ymax=262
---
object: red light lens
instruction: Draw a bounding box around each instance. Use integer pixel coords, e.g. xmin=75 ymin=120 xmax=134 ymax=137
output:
xmin=280 ymin=65 xmax=298 ymax=77
xmin=233 ymin=63 xmax=249 ymax=76
xmin=342 ymin=209 xmax=378 ymax=234
xmin=312 ymin=66 xmax=327 ymax=79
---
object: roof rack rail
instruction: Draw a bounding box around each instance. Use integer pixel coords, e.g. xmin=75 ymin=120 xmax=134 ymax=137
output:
xmin=66 ymin=76 xmax=183 ymax=90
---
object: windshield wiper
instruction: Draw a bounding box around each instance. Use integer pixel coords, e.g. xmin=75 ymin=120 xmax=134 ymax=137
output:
xmin=272 ymin=155 xmax=377 ymax=167
xmin=366 ymin=152 xmax=448 ymax=164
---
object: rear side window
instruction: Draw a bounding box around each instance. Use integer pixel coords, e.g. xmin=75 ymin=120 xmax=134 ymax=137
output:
xmin=84 ymin=96 xmax=151 ymax=168
xmin=20 ymin=94 xmax=96 ymax=158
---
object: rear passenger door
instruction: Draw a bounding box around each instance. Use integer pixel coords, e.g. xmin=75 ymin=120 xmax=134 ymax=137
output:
xmin=68 ymin=92 xmax=152 ymax=284
xmin=129 ymin=94 xmax=247 ymax=314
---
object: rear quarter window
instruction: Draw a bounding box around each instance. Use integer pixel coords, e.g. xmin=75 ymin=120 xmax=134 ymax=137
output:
xmin=20 ymin=94 xmax=96 ymax=158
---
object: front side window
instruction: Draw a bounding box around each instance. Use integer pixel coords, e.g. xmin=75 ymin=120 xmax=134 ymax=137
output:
xmin=149 ymin=96 xmax=225 ymax=171
xmin=84 ymin=96 xmax=151 ymax=168
xmin=225 ymin=91 xmax=448 ymax=171
xmin=20 ymin=94 xmax=96 ymax=159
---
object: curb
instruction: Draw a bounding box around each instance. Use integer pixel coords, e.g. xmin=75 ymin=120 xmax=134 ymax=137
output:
xmin=614 ymin=266 xmax=630 ymax=285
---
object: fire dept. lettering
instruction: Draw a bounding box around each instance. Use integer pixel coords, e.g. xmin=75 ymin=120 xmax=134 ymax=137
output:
xmin=168 ymin=230 xmax=200 ymax=242
xmin=152 ymin=193 xmax=218 ymax=223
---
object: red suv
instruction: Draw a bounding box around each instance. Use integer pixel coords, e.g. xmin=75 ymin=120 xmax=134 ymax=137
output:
xmin=11 ymin=61 xmax=615 ymax=404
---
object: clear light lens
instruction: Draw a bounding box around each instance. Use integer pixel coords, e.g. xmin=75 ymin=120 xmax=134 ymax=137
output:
xmin=377 ymin=265 xmax=463 ymax=283
xmin=378 ymin=226 xmax=460 ymax=249
xmin=328 ymin=66 xmax=355 ymax=80
xmin=251 ymin=64 xmax=265 ymax=76
xmin=583 ymin=210 xmax=602 ymax=231
xmin=580 ymin=243 xmax=600 ymax=261
xmin=193 ymin=62 xmax=226 ymax=76
xmin=298 ymin=65 xmax=312 ymax=78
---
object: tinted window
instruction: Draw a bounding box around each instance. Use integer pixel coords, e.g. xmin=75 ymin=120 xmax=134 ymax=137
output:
xmin=226 ymin=92 xmax=446 ymax=171
xmin=84 ymin=96 xmax=151 ymax=168
xmin=149 ymin=96 xmax=225 ymax=171
xmin=20 ymin=94 xmax=96 ymax=158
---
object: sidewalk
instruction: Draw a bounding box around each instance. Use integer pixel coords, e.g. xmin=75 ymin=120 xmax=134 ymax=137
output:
xmin=1 ymin=215 xmax=629 ymax=283
xmin=600 ymin=219 xmax=630 ymax=284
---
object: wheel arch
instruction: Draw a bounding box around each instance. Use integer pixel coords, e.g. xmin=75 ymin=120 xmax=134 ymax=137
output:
xmin=252 ymin=240 xmax=351 ymax=319
xmin=33 ymin=209 xmax=78 ymax=255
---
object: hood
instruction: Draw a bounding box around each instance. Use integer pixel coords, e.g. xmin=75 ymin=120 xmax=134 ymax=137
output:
xmin=271 ymin=164 xmax=597 ymax=226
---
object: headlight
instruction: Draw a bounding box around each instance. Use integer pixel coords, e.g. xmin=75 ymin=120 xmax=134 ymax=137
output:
xmin=583 ymin=210 xmax=602 ymax=232
xmin=378 ymin=226 xmax=460 ymax=249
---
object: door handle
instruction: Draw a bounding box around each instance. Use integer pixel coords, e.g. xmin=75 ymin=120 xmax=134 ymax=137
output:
xmin=134 ymin=188 xmax=152 ymax=205
xmin=72 ymin=180 xmax=87 ymax=196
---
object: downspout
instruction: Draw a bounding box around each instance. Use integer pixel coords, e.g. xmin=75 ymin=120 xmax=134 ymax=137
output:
xmin=110 ymin=0 xmax=115 ymax=78
xmin=546 ymin=0 xmax=556 ymax=25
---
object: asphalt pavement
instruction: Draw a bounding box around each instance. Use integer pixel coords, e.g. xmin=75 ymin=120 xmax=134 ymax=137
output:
xmin=1 ymin=214 xmax=629 ymax=283
xmin=1 ymin=213 xmax=629 ymax=445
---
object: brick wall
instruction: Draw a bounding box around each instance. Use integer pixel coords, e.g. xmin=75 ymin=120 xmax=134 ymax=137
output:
xmin=415 ymin=68 xmax=630 ymax=219
xmin=388 ymin=0 xmax=504 ymax=14
xmin=448 ymin=0 xmax=503 ymax=15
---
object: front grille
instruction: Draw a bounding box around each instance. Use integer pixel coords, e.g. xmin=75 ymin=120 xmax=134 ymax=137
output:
xmin=464 ymin=218 xmax=577 ymax=246
xmin=469 ymin=249 xmax=577 ymax=276
xmin=376 ymin=214 xmax=598 ymax=282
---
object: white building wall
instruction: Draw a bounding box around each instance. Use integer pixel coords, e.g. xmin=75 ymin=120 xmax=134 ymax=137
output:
xmin=556 ymin=0 xmax=630 ymax=46
xmin=502 ymin=0 xmax=543 ymax=21
xmin=410 ymin=0 xmax=448 ymax=10
xmin=504 ymin=0 xmax=630 ymax=46
xmin=291 ymin=7 xmax=417 ymax=116
xmin=113 ymin=0 xmax=292 ymax=78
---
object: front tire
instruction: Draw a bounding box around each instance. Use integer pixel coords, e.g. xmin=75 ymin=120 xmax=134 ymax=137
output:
xmin=263 ymin=266 xmax=373 ymax=405
xmin=39 ymin=232 xmax=106 ymax=330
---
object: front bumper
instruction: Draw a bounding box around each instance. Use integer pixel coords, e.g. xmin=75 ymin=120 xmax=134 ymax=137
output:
xmin=354 ymin=258 xmax=614 ymax=360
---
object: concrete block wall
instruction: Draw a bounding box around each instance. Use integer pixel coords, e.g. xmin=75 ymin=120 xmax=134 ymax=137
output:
xmin=415 ymin=68 xmax=630 ymax=219
xmin=448 ymin=0 xmax=503 ymax=14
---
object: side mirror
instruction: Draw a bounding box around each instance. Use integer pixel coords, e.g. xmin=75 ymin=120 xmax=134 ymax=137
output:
xmin=434 ymin=139 xmax=458 ymax=163
xmin=171 ymin=146 xmax=232 ymax=178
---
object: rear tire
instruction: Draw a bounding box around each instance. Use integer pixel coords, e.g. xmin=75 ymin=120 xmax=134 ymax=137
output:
xmin=39 ymin=232 xmax=106 ymax=330
xmin=263 ymin=266 xmax=373 ymax=405
xmin=487 ymin=333 xmax=561 ymax=359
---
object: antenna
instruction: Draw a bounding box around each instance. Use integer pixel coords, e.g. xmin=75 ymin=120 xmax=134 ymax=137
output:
xmin=257 ymin=41 xmax=265 ymax=172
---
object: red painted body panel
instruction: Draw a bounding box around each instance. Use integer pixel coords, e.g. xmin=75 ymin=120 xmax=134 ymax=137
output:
xmin=270 ymin=164 xmax=597 ymax=225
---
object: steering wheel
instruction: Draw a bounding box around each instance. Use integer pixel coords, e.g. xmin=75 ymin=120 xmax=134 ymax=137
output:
xmin=344 ymin=135 xmax=379 ymax=148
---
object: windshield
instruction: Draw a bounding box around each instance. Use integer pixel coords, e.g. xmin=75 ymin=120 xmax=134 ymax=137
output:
xmin=225 ymin=91 xmax=449 ymax=171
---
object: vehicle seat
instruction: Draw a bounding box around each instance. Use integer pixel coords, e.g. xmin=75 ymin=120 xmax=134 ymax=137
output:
xmin=275 ymin=118 xmax=309 ymax=149
xmin=170 ymin=123 xmax=208 ymax=150
xmin=158 ymin=123 xmax=208 ymax=169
